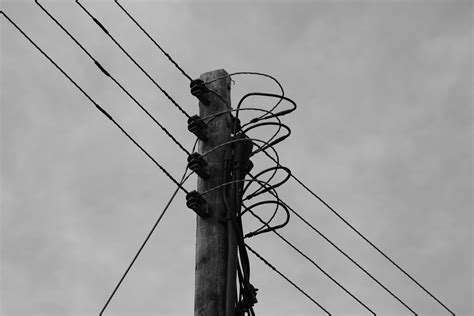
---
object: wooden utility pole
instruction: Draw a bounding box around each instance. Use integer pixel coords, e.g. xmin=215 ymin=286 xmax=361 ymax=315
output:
xmin=194 ymin=69 xmax=235 ymax=316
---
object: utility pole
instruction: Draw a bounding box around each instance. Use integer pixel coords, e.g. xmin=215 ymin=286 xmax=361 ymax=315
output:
xmin=193 ymin=69 xmax=235 ymax=316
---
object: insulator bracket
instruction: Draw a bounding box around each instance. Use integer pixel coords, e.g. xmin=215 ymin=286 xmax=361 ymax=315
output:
xmin=187 ymin=115 xmax=208 ymax=141
xmin=186 ymin=190 xmax=208 ymax=218
xmin=190 ymin=79 xmax=210 ymax=105
xmin=187 ymin=152 xmax=209 ymax=179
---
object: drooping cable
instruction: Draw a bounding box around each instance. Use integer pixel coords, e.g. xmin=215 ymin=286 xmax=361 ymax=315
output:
xmin=35 ymin=0 xmax=190 ymax=156
xmin=229 ymin=75 xmax=452 ymax=314
xmin=75 ymin=0 xmax=191 ymax=119
xmin=114 ymin=0 xmax=193 ymax=82
xmin=221 ymin=71 xmax=447 ymax=315
xmin=0 ymin=11 xmax=188 ymax=193
xmin=204 ymin=71 xmax=285 ymax=122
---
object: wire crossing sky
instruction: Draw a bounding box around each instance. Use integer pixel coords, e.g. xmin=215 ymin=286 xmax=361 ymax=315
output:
xmin=2 ymin=1 xmax=472 ymax=315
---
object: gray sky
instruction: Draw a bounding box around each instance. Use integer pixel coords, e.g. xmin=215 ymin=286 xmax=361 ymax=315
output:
xmin=1 ymin=0 xmax=472 ymax=315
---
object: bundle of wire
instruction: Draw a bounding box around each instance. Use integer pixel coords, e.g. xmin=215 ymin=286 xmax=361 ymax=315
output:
xmin=197 ymin=72 xmax=297 ymax=315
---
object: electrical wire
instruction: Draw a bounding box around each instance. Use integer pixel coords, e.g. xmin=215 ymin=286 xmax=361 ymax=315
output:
xmin=114 ymin=0 xmax=193 ymax=82
xmin=223 ymin=147 xmax=255 ymax=316
xmin=245 ymin=244 xmax=331 ymax=316
xmin=242 ymin=200 xmax=290 ymax=238
xmin=100 ymin=168 xmax=190 ymax=315
xmin=75 ymin=0 xmax=191 ymax=119
xmin=225 ymin=70 xmax=452 ymax=314
xmin=204 ymin=71 xmax=285 ymax=121
xmin=215 ymin=71 xmax=445 ymax=315
xmin=5 ymin=6 xmax=453 ymax=312
xmin=259 ymin=145 xmax=453 ymax=315
xmin=210 ymin=73 xmax=298 ymax=314
xmin=206 ymin=70 xmax=365 ymax=315
xmin=35 ymin=0 xmax=191 ymax=156
xmin=245 ymin=175 xmax=417 ymax=314
xmin=247 ymin=209 xmax=377 ymax=315
xmin=0 ymin=11 xmax=188 ymax=193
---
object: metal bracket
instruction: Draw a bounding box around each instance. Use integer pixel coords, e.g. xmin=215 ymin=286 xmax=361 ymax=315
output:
xmin=187 ymin=115 xmax=208 ymax=141
xmin=190 ymin=79 xmax=210 ymax=105
xmin=187 ymin=152 xmax=209 ymax=179
xmin=186 ymin=190 xmax=208 ymax=218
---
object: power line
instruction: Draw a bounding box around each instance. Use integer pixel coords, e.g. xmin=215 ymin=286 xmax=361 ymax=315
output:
xmin=35 ymin=0 xmax=191 ymax=156
xmin=246 ymin=175 xmax=417 ymax=315
xmin=245 ymin=244 xmax=331 ymax=316
xmin=114 ymin=0 xmax=193 ymax=82
xmin=100 ymin=169 xmax=189 ymax=315
xmin=0 ymin=11 xmax=188 ymax=194
xmin=75 ymin=0 xmax=191 ymax=119
xmin=4 ymin=4 xmax=454 ymax=313
xmin=246 ymin=209 xmax=376 ymax=315
xmin=256 ymin=140 xmax=454 ymax=315
xmin=290 ymin=174 xmax=454 ymax=315
xmin=227 ymin=71 xmax=449 ymax=314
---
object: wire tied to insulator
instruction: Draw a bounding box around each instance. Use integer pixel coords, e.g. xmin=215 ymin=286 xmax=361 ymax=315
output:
xmin=190 ymin=79 xmax=210 ymax=105
xmin=187 ymin=152 xmax=209 ymax=179
xmin=186 ymin=190 xmax=208 ymax=218
xmin=187 ymin=115 xmax=208 ymax=141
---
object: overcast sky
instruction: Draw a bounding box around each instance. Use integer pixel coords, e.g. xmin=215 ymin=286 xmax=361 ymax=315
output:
xmin=1 ymin=0 xmax=472 ymax=315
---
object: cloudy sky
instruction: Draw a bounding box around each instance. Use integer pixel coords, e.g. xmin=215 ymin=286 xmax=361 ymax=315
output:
xmin=1 ymin=0 xmax=472 ymax=315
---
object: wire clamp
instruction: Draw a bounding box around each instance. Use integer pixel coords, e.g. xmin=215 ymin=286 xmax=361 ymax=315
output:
xmin=187 ymin=152 xmax=209 ymax=179
xmin=190 ymin=79 xmax=210 ymax=105
xmin=233 ymin=134 xmax=254 ymax=175
xmin=236 ymin=283 xmax=258 ymax=314
xmin=186 ymin=190 xmax=208 ymax=218
xmin=187 ymin=115 xmax=208 ymax=141
xmin=231 ymin=115 xmax=241 ymax=133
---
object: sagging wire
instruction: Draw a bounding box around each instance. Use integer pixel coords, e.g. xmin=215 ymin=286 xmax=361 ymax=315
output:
xmin=223 ymin=74 xmax=419 ymax=315
xmin=200 ymin=72 xmax=297 ymax=315
xmin=202 ymin=70 xmax=381 ymax=315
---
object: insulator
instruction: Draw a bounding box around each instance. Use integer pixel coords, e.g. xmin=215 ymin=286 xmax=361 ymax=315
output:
xmin=190 ymin=79 xmax=210 ymax=105
xmin=186 ymin=190 xmax=208 ymax=218
xmin=187 ymin=152 xmax=209 ymax=179
xmin=187 ymin=115 xmax=208 ymax=141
